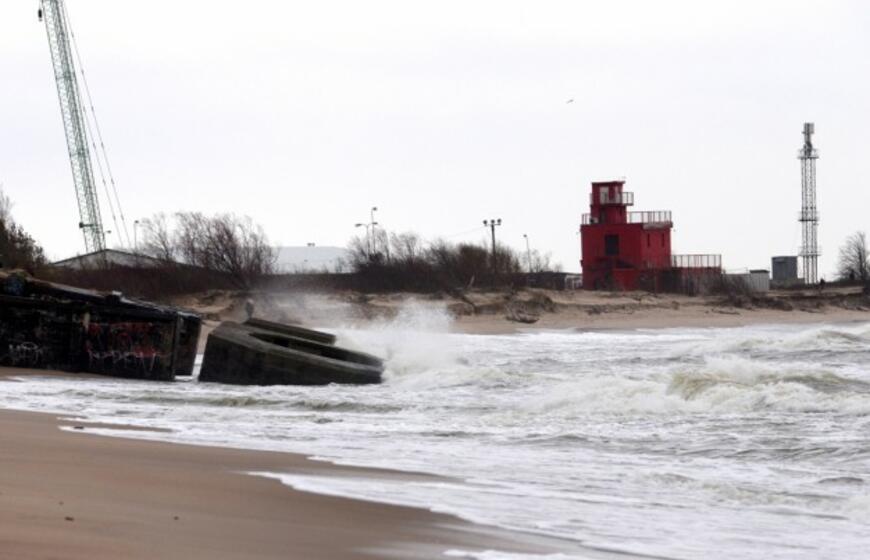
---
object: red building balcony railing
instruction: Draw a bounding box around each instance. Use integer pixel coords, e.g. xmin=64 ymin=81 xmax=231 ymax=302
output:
xmin=671 ymin=254 xmax=722 ymax=269
xmin=627 ymin=211 xmax=671 ymax=224
xmin=581 ymin=210 xmax=672 ymax=225
xmin=591 ymin=191 xmax=634 ymax=206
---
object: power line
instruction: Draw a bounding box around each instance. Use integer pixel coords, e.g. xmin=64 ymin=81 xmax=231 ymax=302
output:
xmin=62 ymin=1 xmax=132 ymax=249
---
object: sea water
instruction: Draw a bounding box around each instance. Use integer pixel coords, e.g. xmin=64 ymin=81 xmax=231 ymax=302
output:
xmin=2 ymin=306 xmax=869 ymax=559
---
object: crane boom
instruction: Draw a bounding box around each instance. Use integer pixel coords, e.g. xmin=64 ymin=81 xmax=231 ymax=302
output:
xmin=40 ymin=0 xmax=105 ymax=253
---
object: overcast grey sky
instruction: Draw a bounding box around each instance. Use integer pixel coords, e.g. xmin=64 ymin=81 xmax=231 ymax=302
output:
xmin=1 ymin=1 xmax=868 ymax=275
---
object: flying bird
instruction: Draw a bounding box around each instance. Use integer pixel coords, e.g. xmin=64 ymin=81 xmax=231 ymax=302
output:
xmin=566 ymin=98 xmax=574 ymax=104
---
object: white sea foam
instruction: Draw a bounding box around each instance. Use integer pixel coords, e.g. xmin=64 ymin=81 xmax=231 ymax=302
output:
xmin=2 ymin=317 xmax=870 ymax=559
xmin=444 ymin=551 xmax=593 ymax=560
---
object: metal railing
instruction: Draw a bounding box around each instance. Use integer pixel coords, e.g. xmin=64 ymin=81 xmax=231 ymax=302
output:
xmin=591 ymin=191 xmax=634 ymax=206
xmin=627 ymin=211 xmax=671 ymax=224
xmin=671 ymin=254 xmax=722 ymax=269
xmin=581 ymin=210 xmax=672 ymax=225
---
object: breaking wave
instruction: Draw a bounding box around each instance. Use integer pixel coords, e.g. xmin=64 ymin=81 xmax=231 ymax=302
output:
xmin=671 ymin=324 xmax=870 ymax=360
xmin=518 ymin=355 xmax=870 ymax=417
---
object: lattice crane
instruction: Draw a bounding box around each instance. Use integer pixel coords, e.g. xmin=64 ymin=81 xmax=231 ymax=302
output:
xmin=39 ymin=0 xmax=106 ymax=253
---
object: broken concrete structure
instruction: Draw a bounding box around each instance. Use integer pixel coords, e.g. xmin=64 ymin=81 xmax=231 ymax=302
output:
xmin=0 ymin=270 xmax=200 ymax=381
xmin=200 ymin=320 xmax=383 ymax=386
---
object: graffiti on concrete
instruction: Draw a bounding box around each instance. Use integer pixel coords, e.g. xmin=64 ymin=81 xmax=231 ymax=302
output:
xmin=85 ymin=322 xmax=170 ymax=374
xmin=0 ymin=270 xmax=201 ymax=380
xmin=4 ymin=342 xmax=46 ymax=367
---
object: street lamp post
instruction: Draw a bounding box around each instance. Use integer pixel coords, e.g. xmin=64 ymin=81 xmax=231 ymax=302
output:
xmin=356 ymin=206 xmax=379 ymax=259
xmin=133 ymin=220 xmax=141 ymax=252
xmin=354 ymin=223 xmax=371 ymax=258
xmin=523 ymin=233 xmax=532 ymax=273
xmin=370 ymin=206 xmax=379 ymax=256
xmin=483 ymin=218 xmax=502 ymax=275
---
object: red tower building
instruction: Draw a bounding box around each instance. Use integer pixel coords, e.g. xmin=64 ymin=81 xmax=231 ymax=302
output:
xmin=580 ymin=180 xmax=674 ymax=291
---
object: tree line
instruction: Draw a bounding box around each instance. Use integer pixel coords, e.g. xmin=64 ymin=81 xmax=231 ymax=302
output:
xmin=345 ymin=229 xmax=560 ymax=292
xmin=138 ymin=212 xmax=276 ymax=289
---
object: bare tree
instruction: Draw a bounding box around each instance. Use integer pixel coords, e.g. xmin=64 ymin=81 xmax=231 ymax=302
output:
xmin=139 ymin=213 xmax=176 ymax=261
xmin=389 ymin=232 xmax=424 ymax=265
xmin=175 ymin=212 xmax=210 ymax=267
xmin=0 ymin=185 xmax=46 ymax=271
xmin=527 ymin=249 xmax=558 ymax=273
xmin=371 ymin=227 xmax=389 ymax=261
xmin=0 ymin=184 xmax=12 ymax=225
xmin=346 ymin=234 xmax=370 ymax=268
xmin=183 ymin=213 xmax=276 ymax=288
xmin=137 ymin=211 xmax=276 ymax=288
xmin=837 ymin=231 xmax=869 ymax=283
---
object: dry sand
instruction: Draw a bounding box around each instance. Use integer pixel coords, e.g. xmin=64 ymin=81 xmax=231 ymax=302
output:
xmin=0 ymin=371 xmax=581 ymax=560
xmin=186 ymin=286 xmax=868 ymax=335
xmin=452 ymin=301 xmax=870 ymax=334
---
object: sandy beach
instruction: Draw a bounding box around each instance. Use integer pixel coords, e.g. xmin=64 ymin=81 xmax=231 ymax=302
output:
xmin=0 ymin=370 xmax=582 ymax=560
xmin=184 ymin=285 xmax=870 ymax=337
xmin=452 ymin=301 xmax=870 ymax=334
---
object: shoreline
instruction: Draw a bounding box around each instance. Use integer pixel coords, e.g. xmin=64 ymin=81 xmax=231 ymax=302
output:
xmin=0 ymin=372 xmax=592 ymax=560
xmin=178 ymin=286 xmax=870 ymax=339
xmin=450 ymin=306 xmax=870 ymax=335
xmin=3 ymin=311 xmax=869 ymax=558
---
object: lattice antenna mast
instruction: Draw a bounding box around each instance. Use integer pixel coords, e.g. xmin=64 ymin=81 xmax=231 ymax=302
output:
xmin=798 ymin=122 xmax=819 ymax=285
xmin=39 ymin=0 xmax=106 ymax=253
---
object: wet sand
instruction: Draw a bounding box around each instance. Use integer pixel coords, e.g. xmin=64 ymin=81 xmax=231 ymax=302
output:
xmin=0 ymin=370 xmax=582 ymax=560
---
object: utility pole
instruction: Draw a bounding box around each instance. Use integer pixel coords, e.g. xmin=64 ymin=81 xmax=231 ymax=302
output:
xmin=483 ymin=218 xmax=502 ymax=274
xmin=523 ymin=233 xmax=532 ymax=273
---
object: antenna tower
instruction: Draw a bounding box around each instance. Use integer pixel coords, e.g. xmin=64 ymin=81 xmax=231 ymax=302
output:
xmin=798 ymin=122 xmax=819 ymax=284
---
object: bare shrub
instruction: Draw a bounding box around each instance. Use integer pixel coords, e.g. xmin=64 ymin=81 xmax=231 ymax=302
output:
xmin=347 ymin=230 xmax=528 ymax=292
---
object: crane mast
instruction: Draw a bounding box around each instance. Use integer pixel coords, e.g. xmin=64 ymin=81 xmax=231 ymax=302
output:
xmin=39 ymin=0 xmax=106 ymax=253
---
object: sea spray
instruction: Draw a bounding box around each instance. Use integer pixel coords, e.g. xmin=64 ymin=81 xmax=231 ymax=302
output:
xmin=331 ymin=300 xmax=490 ymax=386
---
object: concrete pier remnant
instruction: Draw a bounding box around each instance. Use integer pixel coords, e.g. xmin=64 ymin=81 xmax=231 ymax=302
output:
xmin=200 ymin=321 xmax=382 ymax=386
xmin=0 ymin=270 xmax=200 ymax=381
